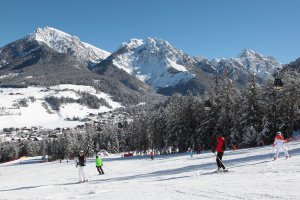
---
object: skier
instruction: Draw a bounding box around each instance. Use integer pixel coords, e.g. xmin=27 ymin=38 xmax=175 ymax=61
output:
xmin=76 ymin=150 xmax=88 ymax=183
xmin=96 ymin=155 xmax=104 ymax=175
xmin=273 ymin=132 xmax=290 ymax=160
xmin=187 ymin=148 xmax=193 ymax=158
xmin=150 ymin=151 xmax=154 ymax=160
xmin=213 ymin=133 xmax=227 ymax=172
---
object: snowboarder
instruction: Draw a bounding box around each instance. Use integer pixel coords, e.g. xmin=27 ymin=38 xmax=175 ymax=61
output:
xmin=273 ymin=132 xmax=290 ymax=160
xmin=96 ymin=155 xmax=104 ymax=175
xmin=213 ymin=133 xmax=227 ymax=172
xmin=150 ymin=151 xmax=154 ymax=160
xmin=76 ymin=150 xmax=88 ymax=183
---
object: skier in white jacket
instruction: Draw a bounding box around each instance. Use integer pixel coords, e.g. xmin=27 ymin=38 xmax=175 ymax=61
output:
xmin=273 ymin=132 xmax=290 ymax=160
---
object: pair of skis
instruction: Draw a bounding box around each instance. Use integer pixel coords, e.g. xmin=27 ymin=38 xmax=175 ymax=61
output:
xmin=213 ymin=153 xmax=229 ymax=173
xmin=77 ymin=179 xmax=88 ymax=184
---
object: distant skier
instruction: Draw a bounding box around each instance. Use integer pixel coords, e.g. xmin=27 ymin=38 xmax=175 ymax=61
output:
xmin=213 ymin=133 xmax=227 ymax=172
xmin=76 ymin=150 xmax=88 ymax=183
xmin=187 ymin=148 xmax=193 ymax=158
xmin=150 ymin=151 xmax=154 ymax=160
xmin=273 ymin=132 xmax=290 ymax=160
xmin=96 ymin=155 xmax=104 ymax=175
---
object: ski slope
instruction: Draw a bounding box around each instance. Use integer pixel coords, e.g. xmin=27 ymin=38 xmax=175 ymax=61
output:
xmin=1 ymin=142 xmax=300 ymax=200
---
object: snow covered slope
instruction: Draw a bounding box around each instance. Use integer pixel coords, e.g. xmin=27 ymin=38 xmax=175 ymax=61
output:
xmin=29 ymin=27 xmax=110 ymax=65
xmin=109 ymin=38 xmax=196 ymax=89
xmin=0 ymin=84 xmax=122 ymax=129
xmin=1 ymin=142 xmax=300 ymax=200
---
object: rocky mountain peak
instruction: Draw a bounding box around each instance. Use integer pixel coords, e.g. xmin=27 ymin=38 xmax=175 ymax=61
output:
xmin=28 ymin=27 xmax=110 ymax=65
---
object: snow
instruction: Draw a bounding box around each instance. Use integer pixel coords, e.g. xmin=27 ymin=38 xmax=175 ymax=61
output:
xmin=227 ymin=49 xmax=280 ymax=79
xmin=0 ymin=73 xmax=18 ymax=79
xmin=0 ymin=59 xmax=8 ymax=68
xmin=0 ymin=100 xmax=82 ymax=129
xmin=113 ymin=38 xmax=194 ymax=89
xmin=0 ymin=85 xmax=122 ymax=129
xmin=29 ymin=27 xmax=110 ymax=64
xmin=1 ymin=142 xmax=300 ymax=200
xmin=167 ymin=58 xmax=188 ymax=72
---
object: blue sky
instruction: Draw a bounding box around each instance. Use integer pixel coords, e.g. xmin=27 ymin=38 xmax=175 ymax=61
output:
xmin=0 ymin=0 xmax=299 ymax=63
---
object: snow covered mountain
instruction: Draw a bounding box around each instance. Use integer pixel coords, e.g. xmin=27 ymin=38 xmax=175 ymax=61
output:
xmin=0 ymin=28 xmax=162 ymax=113
xmin=0 ymin=27 xmax=285 ymax=102
xmin=94 ymin=38 xmax=282 ymax=95
xmin=28 ymin=27 xmax=110 ymax=65
xmin=96 ymin=38 xmax=198 ymax=89
xmin=283 ymin=57 xmax=300 ymax=73
xmin=212 ymin=49 xmax=281 ymax=83
xmin=0 ymin=27 xmax=110 ymax=73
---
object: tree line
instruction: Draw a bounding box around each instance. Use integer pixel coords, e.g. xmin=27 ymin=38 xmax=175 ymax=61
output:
xmin=1 ymin=73 xmax=299 ymax=163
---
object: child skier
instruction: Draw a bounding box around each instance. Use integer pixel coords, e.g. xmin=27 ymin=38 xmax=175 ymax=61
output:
xmin=76 ymin=150 xmax=88 ymax=183
xmin=214 ymin=133 xmax=227 ymax=172
xmin=96 ymin=155 xmax=104 ymax=175
xmin=273 ymin=132 xmax=290 ymax=160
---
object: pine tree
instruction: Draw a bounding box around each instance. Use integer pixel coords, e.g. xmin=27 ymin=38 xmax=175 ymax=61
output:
xmin=240 ymin=75 xmax=263 ymax=147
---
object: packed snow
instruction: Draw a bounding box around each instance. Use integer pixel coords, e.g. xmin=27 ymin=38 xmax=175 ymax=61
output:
xmin=0 ymin=85 xmax=122 ymax=129
xmin=1 ymin=142 xmax=300 ymax=200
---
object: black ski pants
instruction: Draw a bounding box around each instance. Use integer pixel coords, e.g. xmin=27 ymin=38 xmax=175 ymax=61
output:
xmin=216 ymin=152 xmax=225 ymax=169
xmin=96 ymin=166 xmax=104 ymax=174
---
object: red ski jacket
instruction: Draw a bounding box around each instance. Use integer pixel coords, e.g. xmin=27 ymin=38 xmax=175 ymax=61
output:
xmin=215 ymin=137 xmax=225 ymax=153
xmin=275 ymin=134 xmax=287 ymax=142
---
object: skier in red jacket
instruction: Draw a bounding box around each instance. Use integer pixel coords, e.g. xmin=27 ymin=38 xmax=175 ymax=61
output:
xmin=214 ymin=133 xmax=227 ymax=172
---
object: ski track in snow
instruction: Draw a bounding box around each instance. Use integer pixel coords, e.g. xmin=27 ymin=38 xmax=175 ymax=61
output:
xmin=1 ymin=142 xmax=300 ymax=200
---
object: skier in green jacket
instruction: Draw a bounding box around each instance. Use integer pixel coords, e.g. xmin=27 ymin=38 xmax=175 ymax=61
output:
xmin=96 ymin=155 xmax=104 ymax=175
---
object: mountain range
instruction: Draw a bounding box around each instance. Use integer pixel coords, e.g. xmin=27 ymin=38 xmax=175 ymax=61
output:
xmin=0 ymin=27 xmax=298 ymax=104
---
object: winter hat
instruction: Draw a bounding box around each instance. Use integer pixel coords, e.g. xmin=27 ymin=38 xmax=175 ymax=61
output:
xmin=277 ymin=132 xmax=282 ymax=135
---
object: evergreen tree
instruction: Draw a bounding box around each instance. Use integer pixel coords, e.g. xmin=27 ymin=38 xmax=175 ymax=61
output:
xmin=240 ymin=75 xmax=263 ymax=146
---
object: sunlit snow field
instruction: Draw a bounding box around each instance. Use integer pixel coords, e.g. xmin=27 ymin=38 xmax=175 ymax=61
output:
xmin=0 ymin=84 xmax=122 ymax=129
xmin=1 ymin=142 xmax=300 ymax=200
